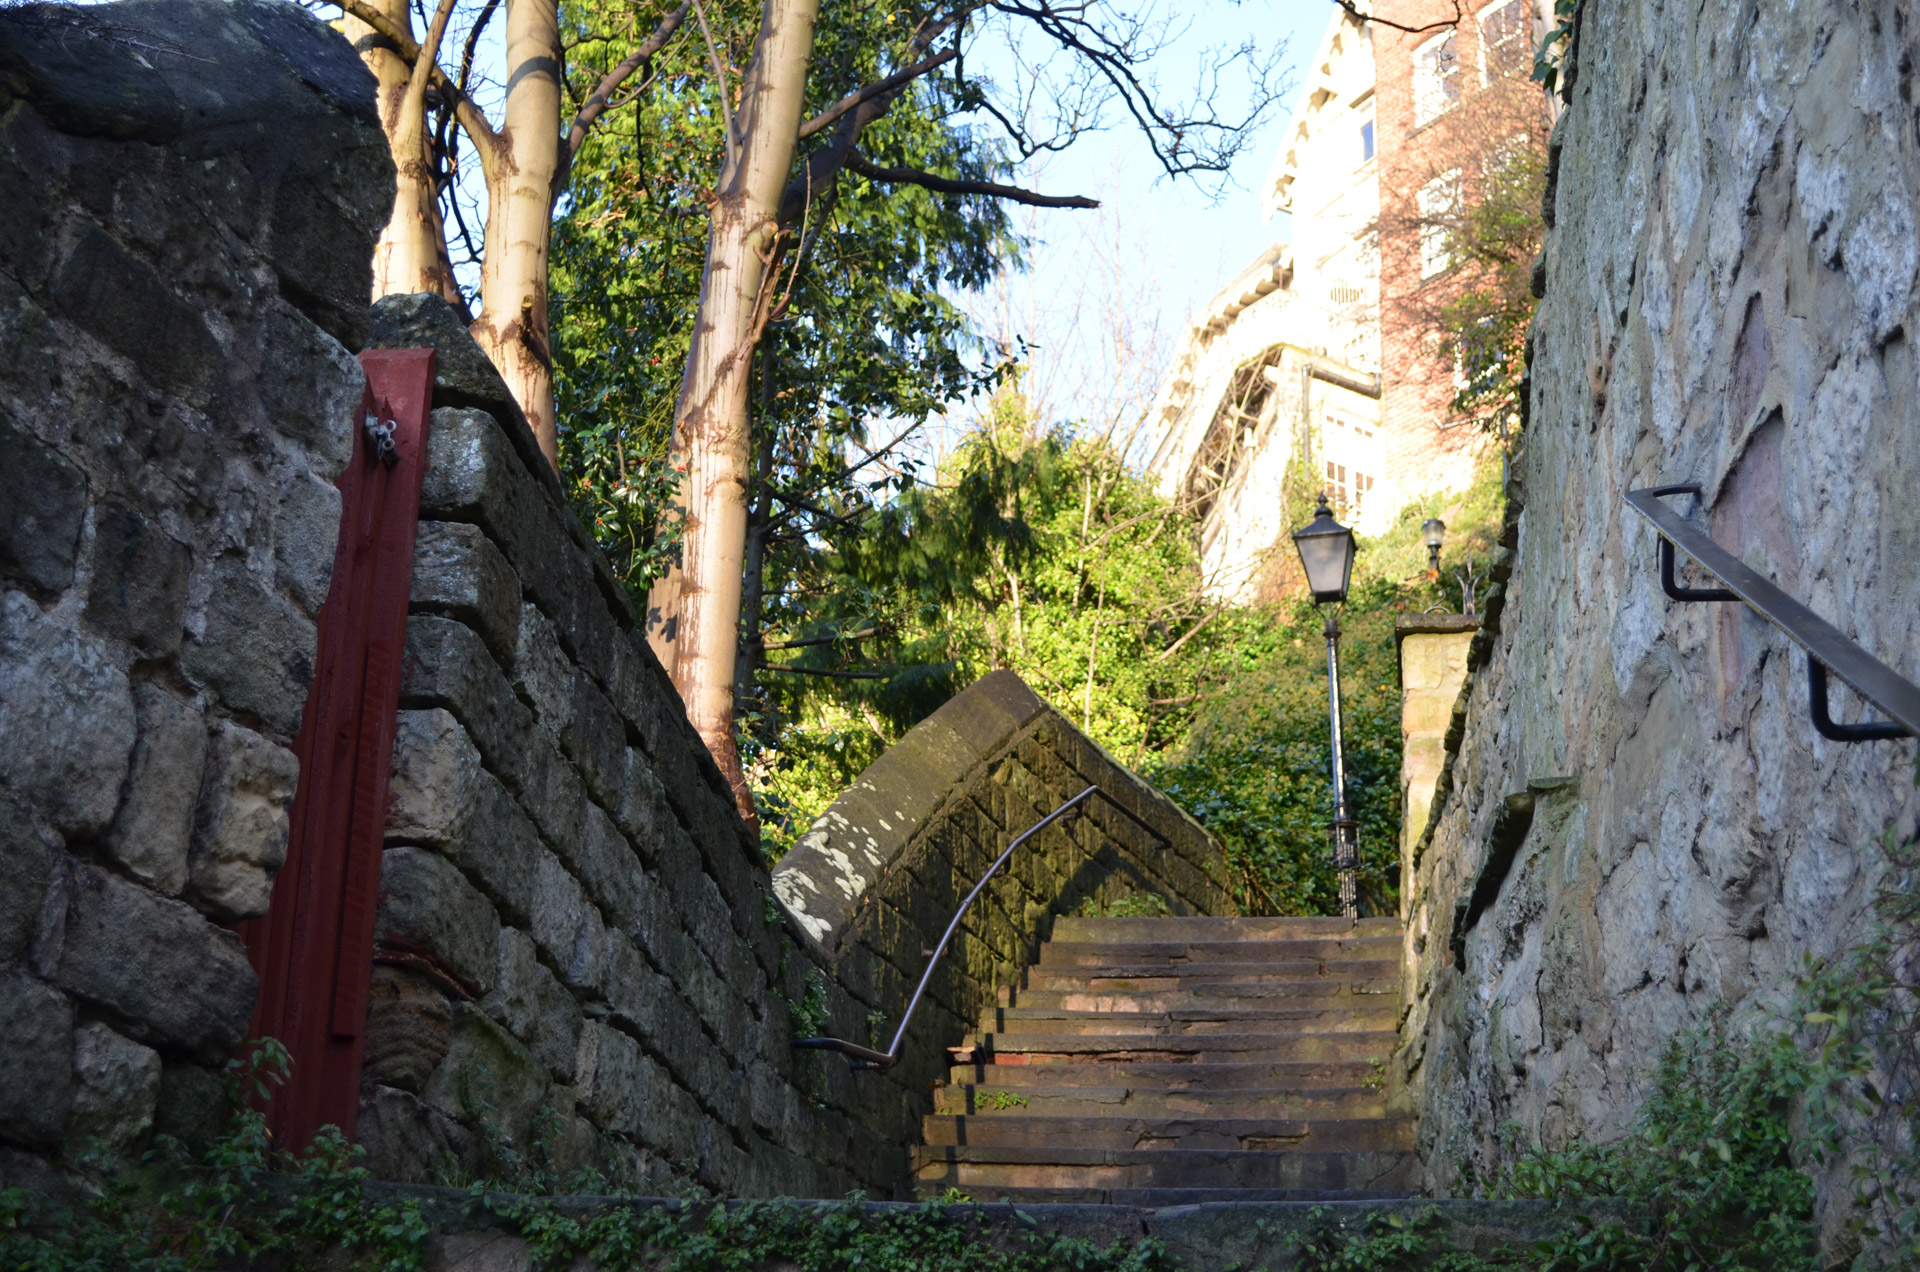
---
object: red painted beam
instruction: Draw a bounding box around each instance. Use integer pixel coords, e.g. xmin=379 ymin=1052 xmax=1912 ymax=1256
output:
xmin=238 ymin=348 xmax=435 ymax=1155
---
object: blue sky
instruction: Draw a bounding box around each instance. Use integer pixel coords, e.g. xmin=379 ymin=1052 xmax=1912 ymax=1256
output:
xmin=943 ymin=0 xmax=1345 ymax=454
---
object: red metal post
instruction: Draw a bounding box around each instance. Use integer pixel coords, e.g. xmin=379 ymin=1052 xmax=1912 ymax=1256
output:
xmin=238 ymin=348 xmax=435 ymax=1154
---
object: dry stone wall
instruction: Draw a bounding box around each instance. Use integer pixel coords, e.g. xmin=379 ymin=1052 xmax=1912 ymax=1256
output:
xmin=0 ymin=0 xmax=389 ymax=1177
xmin=1393 ymin=0 xmax=1920 ymax=1232
xmin=774 ymin=674 xmax=1230 ymax=1112
xmin=360 ymin=295 xmax=916 ymax=1196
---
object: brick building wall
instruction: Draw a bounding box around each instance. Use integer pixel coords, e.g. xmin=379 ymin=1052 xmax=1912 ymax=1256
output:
xmin=1372 ymin=0 xmax=1521 ymax=499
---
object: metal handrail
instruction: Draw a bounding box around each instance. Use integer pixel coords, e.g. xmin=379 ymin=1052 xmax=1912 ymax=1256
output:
xmin=1623 ymin=484 xmax=1919 ymax=741
xmin=792 ymin=784 xmax=1171 ymax=1070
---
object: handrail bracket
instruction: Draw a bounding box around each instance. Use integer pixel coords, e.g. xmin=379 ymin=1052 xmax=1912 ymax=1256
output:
xmin=1623 ymin=484 xmax=1918 ymax=743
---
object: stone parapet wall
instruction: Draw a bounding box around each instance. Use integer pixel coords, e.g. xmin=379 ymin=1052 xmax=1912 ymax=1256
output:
xmin=774 ymin=672 xmax=1231 ymax=1110
xmin=361 ymin=295 xmax=918 ymax=1196
xmin=1394 ymin=617 xmax=1477 ymax=912
xmin=1392 ymin=0 xmax=1920 ymax=1238
xmin=0 ymin=0 xmax=390 ymax=1176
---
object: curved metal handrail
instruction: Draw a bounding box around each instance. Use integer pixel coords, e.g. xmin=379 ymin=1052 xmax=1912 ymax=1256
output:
xmin=791 ymin=783 xmax=1170 ymax=1070
xmin=1624 ymin=484 xmax=1919 ymax=741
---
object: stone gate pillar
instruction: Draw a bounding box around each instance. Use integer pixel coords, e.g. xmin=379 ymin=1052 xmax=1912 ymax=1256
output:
xmin=1395 ymin=615 xmax=1477 ymax=917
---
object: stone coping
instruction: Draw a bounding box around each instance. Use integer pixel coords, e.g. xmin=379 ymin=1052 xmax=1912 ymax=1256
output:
xmin=770 ymin=670 xmax=1216 ymax=954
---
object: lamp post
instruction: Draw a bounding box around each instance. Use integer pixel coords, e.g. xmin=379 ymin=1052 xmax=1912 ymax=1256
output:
xmin=1291 ymin=494 xmax=1361 ymax=920
xmin=1422 ymin=518 xmax=1446 ymax=576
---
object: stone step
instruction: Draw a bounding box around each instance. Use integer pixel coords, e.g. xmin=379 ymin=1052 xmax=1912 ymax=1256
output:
xmin=934 ymin=1083 xmax=1387 ymax=1118
xmin=1009 ymin=982 xmax=1401 ymax=1011
xmin=916 ymin=1184 xmax=1418 ymax=1205
xmin=920 ymin=1114 xmax=1416 ymax=1153
xmin=947 ymin=1059 xmax=1384 ymax=1089
xmin=978 ymin=1005 xmax=1399 ymax=1035
xmin=1021 ymin=960 xmax=1403 ymax=988
xmin=955 ymin=1031 xmax=1398 ymax=1065
xmin=1050 ymin=916 xmax=1403 ymax=943
xmin=912 ymin=1145 xmax=1421 ymax=1194
xmin=1038 ymin=937 xmax=1403 ymax=966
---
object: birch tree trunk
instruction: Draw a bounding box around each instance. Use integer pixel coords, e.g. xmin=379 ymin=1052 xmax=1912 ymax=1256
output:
xmin=471 ymin=0 xmax=563 ymax=467
xmin=352 ymin=0 xmax=459 ymax=303
xmin=650 ymin=0 xmax=821 ymax=822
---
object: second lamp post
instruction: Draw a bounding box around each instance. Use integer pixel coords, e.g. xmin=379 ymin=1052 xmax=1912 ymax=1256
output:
xmin=1291 ymin=494 xmax=1361 ymax=920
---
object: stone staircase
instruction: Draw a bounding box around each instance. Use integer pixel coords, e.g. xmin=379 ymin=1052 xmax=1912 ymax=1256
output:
xmin=913 ymin=915 xmax=1416 ymax=1204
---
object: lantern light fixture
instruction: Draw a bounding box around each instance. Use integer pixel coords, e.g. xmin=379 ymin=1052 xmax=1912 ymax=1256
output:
xmin=1422 ymin=518 xmax=1446 ymax=574
xmin=1291 ymin=493 xmax=1357 ymax=605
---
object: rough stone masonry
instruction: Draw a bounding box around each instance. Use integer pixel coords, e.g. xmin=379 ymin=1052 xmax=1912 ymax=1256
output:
xmin=1393 ymin=0 xmax=1920 ymax=1251
xmin=0 ymin=0 xmax=391 ymax=1169
xmin=0 ymin=0 xmax=1227 ymax=1196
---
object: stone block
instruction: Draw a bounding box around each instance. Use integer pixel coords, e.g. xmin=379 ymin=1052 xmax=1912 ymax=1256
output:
xmin=411 ymin=521 xmax=518 ymax=668
xmin=526 ymin=845 xmax=591 ymax=983
xmin=0 ymin=794 xmax=56 ymax=965
xmin=150 ymin=1062 xmax=227 ymax=1154
xmin=401 ymin=615 xmax=585 ymax=853
xmin=568 ymin=804 xmax=642 ymax=932
xmin=360 ymin=965 xmax=453 ymax=1095
xmin=52 ymin=863 xmax=256 ymax=1063
xmin=0 ymin=970 xmax=73 ymax=1148
xmin=0 ymin=416 xmax=86 ymax=596
xmin=272 ymin=471 xmax=342 ymax=617
xmin=186 ymin=720 xmax=299 ymax=923
xmin=0 ymin=590 xmax=135 ymax=837
xmin=420 ymin=1004 xmax=548 ymax=1157
xmin=512 ymin=602 xmax=571 ymax=736
xmin=355 ymin=1084 xmax=481 ymax=1186
xmin=46 ymin=219 xmax=219 ymax=406
xmin=104 ymin=683 xmax=205 ymax=897
xmin=374 ymin=846 xmax=501 ymax=996
xmin=83 ymin=500 xmax=189 ymax=657
xmin=181 ymin=554 xmax=317 ymax=745
xmin=386 ymin=711 xmax=540 ymax=928
xmin=257 ymin=302 xmax=362 ymax=481
xmin=481 ymin=928 xmax=581 ymax=1084
xmin=573 ymin=1020 xmax=655 ymax=1137
xmin=63 ymin=1021 xmax=161 ymax=1159
xmin=562 ymin=670 xmax=627 ymax=809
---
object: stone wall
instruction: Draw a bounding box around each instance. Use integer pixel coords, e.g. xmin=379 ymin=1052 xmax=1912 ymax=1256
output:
xmin=0 ymin=0 xmax=389 ymax=1174
xmin=1391 ymin=0 xmax=1920 ymax=1231
xmin=357 ymin=295 xmax=907 ymax=1196
xmin=773 ymin=672 xmax=1230 ymax=1114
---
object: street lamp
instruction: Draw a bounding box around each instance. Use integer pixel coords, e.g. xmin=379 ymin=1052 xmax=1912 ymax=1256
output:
xmin=1422 ymin=518 xmax=1446 ymax=575
xmin=1291 ymin=494 xmax=1362 ymax=920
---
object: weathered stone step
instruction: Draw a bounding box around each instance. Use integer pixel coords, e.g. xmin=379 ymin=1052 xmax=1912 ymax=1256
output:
xmin=949 ymin=1059 xmax=1384 ymax=1088
xmin=934 ymin=1083 xmax=1387 ymax=1118
xmin=912 ymin=1145 xmax=1420 ymax=1193
xmin=920 ymin=1184 xmax=1417 ymax=1205
xmin=1038 ymin=937 xmax=1403 ymax=966
xmin=979 ymin=1005 xmax=1398 ymax=1035
xmin=1021 ymin=960 xmax=1403 ymax=988
xmin=1051 ymin=916 xmax=1403 ymax=942
xmin=920 ymin=1114 xmax=1415 ymax=1153
xmin=1009 ymin=983 xmax=1400 ymax=1013
xmin=957 ymin=1030 xmax=1398 ymax=1064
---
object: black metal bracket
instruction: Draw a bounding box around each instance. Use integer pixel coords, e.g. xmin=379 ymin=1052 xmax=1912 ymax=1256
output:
xmin=1624 ymin=485 xmax=1918 ymax=742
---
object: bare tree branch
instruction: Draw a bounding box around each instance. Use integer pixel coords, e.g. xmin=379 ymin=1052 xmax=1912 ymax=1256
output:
xmin=1328 ymin=0 xmax=1464 ymax=38
xmin=797 ymin=48 xmax=957 ymax=140
xmin=845 ymin=151 xmax=1097 ymax=208
xmin=762 ymin=664 xmax=892 ymax=679
xmin=331 ymin=0 xmax=498 ymax=148
xmin=556 ymin=0 xmax=692 ymax=196
xmin=689 ymin=0 xmax=736 ymax=169
xmin=761 ymin=627 xmax=879 ymax=650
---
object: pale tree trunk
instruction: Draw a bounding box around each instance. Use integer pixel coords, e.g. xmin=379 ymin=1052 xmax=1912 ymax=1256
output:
xmin=471 ymin=0 xmax=563 ymax=467
xmin=352 ymin=0 xmax=460 ymax=304
xmin=649 ymin=0 xmax=821 ymax=824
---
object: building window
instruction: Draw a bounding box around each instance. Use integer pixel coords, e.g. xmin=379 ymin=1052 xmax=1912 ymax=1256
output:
xmin=1360 ymin=119 xmax=1375 ymax=163
xmin=1418 ymin=171 xmax=1461 ymax=276
xmin=1481 ymin=0 xmax=1532 ymax=78
xmin=1325 ymin=461 xmax=1376 ymax=518
xmin=1413 ymin=32 xmax=1461 ymax=125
